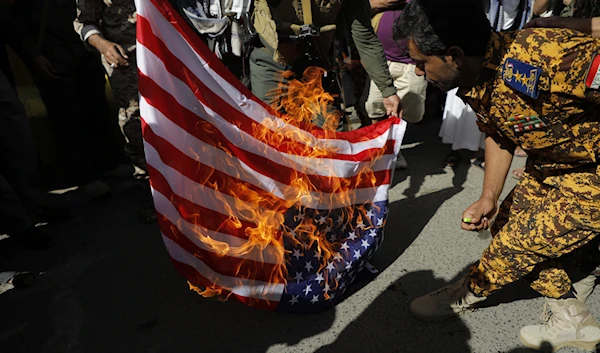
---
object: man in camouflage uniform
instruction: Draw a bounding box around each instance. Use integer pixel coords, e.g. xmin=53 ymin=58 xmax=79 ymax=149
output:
xmin=74 ymin=0 xmax=156 ymax=222
xmin=396 ymin=0 xmax=600 ymax=350
xmin=74 ymin=0 xmax=146 ymax=179
xmin=250 ymin=0 xmax=401 ymax=129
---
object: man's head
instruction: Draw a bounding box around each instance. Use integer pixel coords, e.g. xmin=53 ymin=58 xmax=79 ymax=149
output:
xmin=393 ymin=0 xmax=491 ymax=91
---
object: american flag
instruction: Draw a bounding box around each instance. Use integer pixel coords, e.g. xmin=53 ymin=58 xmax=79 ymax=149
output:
xmin=136 ymin=0 xmax=406 ymax=313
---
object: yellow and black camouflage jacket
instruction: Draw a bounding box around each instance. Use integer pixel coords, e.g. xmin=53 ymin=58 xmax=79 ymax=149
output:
xmin=462 ymin=28 xmax=600 ymax=174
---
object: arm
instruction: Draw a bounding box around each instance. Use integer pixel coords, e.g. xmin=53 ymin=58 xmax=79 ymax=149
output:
xmin=533 ymin=0 xmax=552 ymax=15
xmin=369 ymin=0 xmax=404 ymax=13
xmin=74 ymin=0 xmax=104 ymax=46
xmin=74 ymin=0 xmax=129 ymax=68
xmin=461 ymin=136 xmax=514 ymax=231
xmin=524 ymin=16 xmax=600 ymax=37
xmin=346 ymin=0 xmax=399 ymax=115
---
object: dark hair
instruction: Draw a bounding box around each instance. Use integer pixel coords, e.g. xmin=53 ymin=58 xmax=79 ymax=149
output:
xmin=393 ymin=0 xmax=492 ymax=57
xmin=573 ymin=0 xmax=600 ymax=18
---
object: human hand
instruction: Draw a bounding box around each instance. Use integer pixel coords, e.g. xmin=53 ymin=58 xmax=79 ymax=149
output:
xmin=524 ymin=16 xmax=592 ymax=34
xmin=370 ymin=0 xmax=405 ymax=11
xmin=96 ymin=38 xmax=129 ymax=69
xmin=523 ymin=16 xmax=562 ymax=29
xmin=383 ymin=94 xmax=401 ymax=117
xmin=33 ymin=56 xmax=59 ymax=79
xmin=461 ymin=196 xmax=497 ymax=231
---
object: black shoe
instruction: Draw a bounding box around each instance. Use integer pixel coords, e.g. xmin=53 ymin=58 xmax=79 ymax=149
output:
xmin=36 ymin=206 xmax=72 ymax=225
xmin=14 ymin=226 xmax=54 ymax=250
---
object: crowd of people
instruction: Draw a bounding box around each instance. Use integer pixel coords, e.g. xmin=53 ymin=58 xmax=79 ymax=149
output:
xmin=1 ymin=0 xmax=600 ymax=351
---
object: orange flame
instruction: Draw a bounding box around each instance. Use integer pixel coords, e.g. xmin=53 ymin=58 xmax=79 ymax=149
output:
xmin=181 ymin=66 xmax=386 ymax=304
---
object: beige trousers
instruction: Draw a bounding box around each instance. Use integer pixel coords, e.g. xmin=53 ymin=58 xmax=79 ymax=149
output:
xmin=365 ymin=61 xmax=427 ymax=123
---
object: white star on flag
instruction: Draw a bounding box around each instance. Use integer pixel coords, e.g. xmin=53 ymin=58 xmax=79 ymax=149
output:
xmin=289 ymin=295 xmax=299 ymax=305
xmin=361 ymin=239 xmax=370 ymax=249
xmin=340 ymin=242 xmax=350 ymax=251
xmin=311 ymin=295 xmax=320 ymax=304
xmin=294 ymin=271 xmax=304 ymax=283
xmin=304 ymin=284 xmax=312 ymax=296
xmin=353 ymin=249 xmax=362 ymax=260
xmin=315 ymin=272 xmax=324 ymax=284
xmin=292 ymin=249 xmax=302 ymax=260
xmin=366 ymin=209 xmax=374 ymax=218
xmin=377 ymin=218 xmax=384 ymax=226
xmin=305 ymin=261 xmax=314 ymax=272
xmin=348 ymin=231 xmax=357 ymax=240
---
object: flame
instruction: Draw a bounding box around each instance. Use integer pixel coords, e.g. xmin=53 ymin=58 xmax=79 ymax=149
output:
xmin=180 ymin=66 xmax=386 ymax=304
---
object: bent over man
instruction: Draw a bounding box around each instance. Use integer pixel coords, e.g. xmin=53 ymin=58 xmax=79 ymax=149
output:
xmin=396 ymin=0 xmax=600 ymax=350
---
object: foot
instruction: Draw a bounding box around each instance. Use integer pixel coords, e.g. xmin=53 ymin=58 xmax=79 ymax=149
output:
xmin=82 ymin=180 xmax=111 ymax=199
xmin=514 ymin=146 xmax=527 ymax=157
xmin=443 ymin=151 xmax=462 ymax=168
xmin=520 ymin=298 xmax=600 ymax=352
xmin=409 ymin=277 xmax=487 ymax=321
xmin=511 ymin=167 xmax=525 ymax=180
xmin=470 ymin=157 xmax=485 ymax=171
xmin=13 ymin=226 xmax=54 ymax=250
xmin=395 ymin=152 xmax=408 ymax=170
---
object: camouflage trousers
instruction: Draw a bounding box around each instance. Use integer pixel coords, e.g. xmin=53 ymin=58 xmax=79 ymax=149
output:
xmin=102 ymin=46 xmax=147 ymax=179
xmin=468 ymin=168 xmax=600 ymax=299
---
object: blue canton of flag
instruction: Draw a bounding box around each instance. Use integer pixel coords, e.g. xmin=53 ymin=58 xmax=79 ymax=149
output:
xmin=277 ymin=201 xmax=388 ymax=313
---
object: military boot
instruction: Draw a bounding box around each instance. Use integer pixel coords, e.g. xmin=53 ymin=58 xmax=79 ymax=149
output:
xmin=410 ymin=276 xmax=487 ymax=321
xmin=520 ymin=298 xmax=600 ymax=352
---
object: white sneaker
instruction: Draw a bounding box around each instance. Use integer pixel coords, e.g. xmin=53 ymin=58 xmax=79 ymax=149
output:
xmin=573 ymin=275 xmax=596 ymax=302
xmin=395 ymin=152 xmax=408 ymax=170
xmin=410 ymin=277 xmax=487 ymax=321
xmin=520 ymin=298 xmax=600 ymax=352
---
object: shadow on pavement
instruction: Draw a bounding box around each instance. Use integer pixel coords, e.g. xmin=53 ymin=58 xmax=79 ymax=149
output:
xmin=372 ymin=186 xmax=463 ymax=271
xmin=0 ymin=193 xmax=337 ymax=353
xmin=504 ymin=342 xmax=553 ymax=352
xmin=315 ymin=269 xmax=472 ymax=353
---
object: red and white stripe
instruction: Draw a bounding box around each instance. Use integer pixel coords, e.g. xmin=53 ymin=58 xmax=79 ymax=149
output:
xmin=136 ymin=0 xmax=406 ymax=310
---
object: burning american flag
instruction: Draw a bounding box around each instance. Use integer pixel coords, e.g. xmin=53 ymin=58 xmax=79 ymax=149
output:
xmin=136 ymin=0 xmax=406 ymax=313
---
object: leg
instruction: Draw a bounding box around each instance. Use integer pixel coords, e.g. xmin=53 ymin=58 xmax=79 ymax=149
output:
xmin=249 ymin=47 xmax=288 ymax=106
xmin=76 ymin=53 xmax=121 ymax=173
xmin=364 ymin=78 xmax=385 ymax=124
xmin=390 ymin=62 xmax=427 ymax=124
xmin=0 ymin=70 xmax=39 ymax=219
xmin=0 ymin=70 xmax=52 ymax=248
xmin=106 ymin=52 xmax=146 ymax=178
xmin=410 ymin=172 xmax=600 ymax=321
xmin=469 ymin=174 xmax=597 ymax=299
xmin=0 ymin=171 xmax=31 ymax=236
